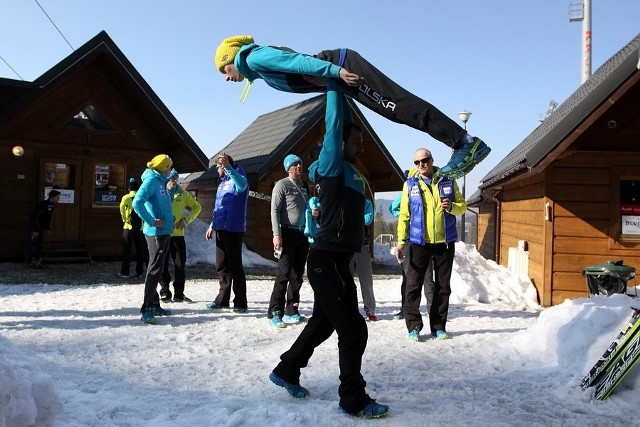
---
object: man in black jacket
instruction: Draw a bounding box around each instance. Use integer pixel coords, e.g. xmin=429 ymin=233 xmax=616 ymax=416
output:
xmin=25 ymin=189 xmax=61 ymax=268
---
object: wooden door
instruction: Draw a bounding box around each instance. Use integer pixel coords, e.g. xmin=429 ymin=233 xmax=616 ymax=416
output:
xmin=40 ymin=159 xmax=83 ymax=242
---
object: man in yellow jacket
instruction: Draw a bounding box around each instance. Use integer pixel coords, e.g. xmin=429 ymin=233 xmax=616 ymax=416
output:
xmin=396 ymin=148 xmax=466 ymax=342
xmin=119 ymin=178 xmax=147 ymax=278
xmin=160 ymin=170 xmax=202 ymax=302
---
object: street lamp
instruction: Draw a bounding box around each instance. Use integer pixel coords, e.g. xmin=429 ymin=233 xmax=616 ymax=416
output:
xmin=457 ymin=110 xmax=471 ymax=243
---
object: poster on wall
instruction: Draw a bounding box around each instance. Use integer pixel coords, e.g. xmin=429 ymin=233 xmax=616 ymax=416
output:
xmin=621 ymin=205 xmax=640 ymax=235
xmin=44 ymin=187 xmax=75 ymax=204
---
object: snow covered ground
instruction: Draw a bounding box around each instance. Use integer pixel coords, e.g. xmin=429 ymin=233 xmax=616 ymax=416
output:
xmin=1 ymin=219 xmax=640 ymax=426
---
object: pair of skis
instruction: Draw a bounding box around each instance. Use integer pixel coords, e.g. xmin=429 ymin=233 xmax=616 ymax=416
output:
xmin=580 ymin=307 xmax=640 ymax=400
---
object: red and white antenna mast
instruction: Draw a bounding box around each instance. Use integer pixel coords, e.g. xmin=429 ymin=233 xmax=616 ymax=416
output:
xmin=569 ymin=0 xmax=592 ymax=84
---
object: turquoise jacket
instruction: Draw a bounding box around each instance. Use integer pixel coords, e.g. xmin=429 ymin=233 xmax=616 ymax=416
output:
xmin=133 ymin=168 xmax=173 ymax=237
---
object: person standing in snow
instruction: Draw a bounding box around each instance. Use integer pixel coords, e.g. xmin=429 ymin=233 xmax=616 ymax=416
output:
xmin=159 ymin=169 xmax=201 ymax=303
xmin=119 ymin=178 xmax=147 ymax=278
xmin=349 ymin=201 xmax=378 ymax=321
xmin=268 ymin=83 xmax=389 ymax=419
xmin=396 ymin=148 xmax=465 ymax=341
xmin=205 ymin=153 xmax=249 ymax=313
xmin=213 ymin=34 xmax=490 ymax=180
xmin=133 ymin=154 xmax=175 ymax=324
xmin=25 ymin=189 xmax=61 ymax=268
xmin=268 ymin=154 xmax=310 ymax=329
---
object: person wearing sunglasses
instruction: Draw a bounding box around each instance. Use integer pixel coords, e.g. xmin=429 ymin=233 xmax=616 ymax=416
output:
xmin=396 ymin=148 xmax=466 ymax=342
xmin=213 ymin=35 xmax=490 ymax=180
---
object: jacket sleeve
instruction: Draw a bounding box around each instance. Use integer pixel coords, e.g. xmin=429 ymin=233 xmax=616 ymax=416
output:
xmin=225 ymin=166 xmax=248 ymax=192
xmin=183 ymin=192 xmax=202 ymax=225
xmin=271 ymin=180 xmax=285 ymax=236
xmin=132 ymin=182 xmax=155 ymax=226
xmin=389 ymin=194 xmax=402 ymax=218
xmin=316 ymin=83 xmax=347 ymax=178
xmin=364 ymin=199 xmax=374 ymax=226
xmin=247 ymin=46 xmax=342 ymax=78
xmin=448 ymin=180 xmax=467 ymax=216
xmin=397 ymin=183 xmax=411 ymax=243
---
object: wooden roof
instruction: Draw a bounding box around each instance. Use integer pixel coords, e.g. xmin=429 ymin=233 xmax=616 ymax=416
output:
xmin=0 ymin=31 xmax=209 ymax=172
xmin=184 ymin=95 xmax=404 ymax=192
xmin=478 ymin=33 xmax=640 ymax=193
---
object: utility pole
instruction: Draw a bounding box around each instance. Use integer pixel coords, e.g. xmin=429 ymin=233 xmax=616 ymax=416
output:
xmin=569 ymin=0 xmax=592 ymax=83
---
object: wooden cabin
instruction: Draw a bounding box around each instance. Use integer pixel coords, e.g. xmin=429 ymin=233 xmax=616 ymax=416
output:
xmin=183 ymin=95 xmax=404 ymax=260
xmin=0 ymin=31 xmax=208 ymax=261
xmin=469 ymin=34 xmax=640 ymax=306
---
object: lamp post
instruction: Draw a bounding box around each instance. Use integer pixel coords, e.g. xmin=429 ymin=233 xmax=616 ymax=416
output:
xmin=457 ymin=110 xmax=471 ymax=243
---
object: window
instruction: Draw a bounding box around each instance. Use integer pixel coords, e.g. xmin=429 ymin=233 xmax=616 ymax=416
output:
xmin=67 ymin=104 xmax=113 ymax=131
xmin=44 ymin=162 xmax=75 ymax=204
xmin=620 ymin=180 xmax=640 ymax=236
xmin=93 ymin=164 xmax=126 ymax=206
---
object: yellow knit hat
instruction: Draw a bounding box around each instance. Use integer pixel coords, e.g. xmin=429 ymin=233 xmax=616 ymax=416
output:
xmin=147 ymin=154 xmax=173 ymax=171
xmin=214 ymin=35 xmax=254 ymax=71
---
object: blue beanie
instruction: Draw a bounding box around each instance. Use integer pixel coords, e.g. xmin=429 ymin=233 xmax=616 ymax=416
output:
xmin=168 ymin=169 xmax=179 ymax=180
xmin=283 ymin=154 xmax=302 ymax=171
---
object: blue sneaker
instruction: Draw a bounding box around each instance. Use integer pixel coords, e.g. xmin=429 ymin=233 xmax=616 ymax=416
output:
xmin=270 ymin=311 xmax=287 ymax=329
xmin=231 ymin=306 xmax=247 ymax=313
xmin=205 ymin=302 xmax=229 ymax=310
xmin=438 ymin=137 xmax=491 ymax=179
xmin=140 ymin=309 xmax=156 ymax=324
xmin=151 ymin=306 xmax=172 ymax=316
xmin=282 ymin=313 xmax=306 ymax=324
xmin=269 ymin=372 xmax=309 ymax=398
xmin=434 ymin=330 xmax=450 ymax=340
xmin=338 ymin=400 xmax=389 ymax=419
xmin=407 ymin=326 xmax=421 ymax=342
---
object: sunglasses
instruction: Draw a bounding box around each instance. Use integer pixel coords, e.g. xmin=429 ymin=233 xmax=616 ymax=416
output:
xmin=413 ymin=157 xmax=433 ymax=165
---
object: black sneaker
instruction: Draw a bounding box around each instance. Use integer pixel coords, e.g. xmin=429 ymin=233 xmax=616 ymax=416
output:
xmin=160 ymin=293 xmax=172 ymax=302
xmin=173 ymin=295 xmax=193 ymax=303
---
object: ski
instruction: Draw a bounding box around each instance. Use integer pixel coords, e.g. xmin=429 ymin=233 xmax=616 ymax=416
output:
xmin=581 ymin=307 xmax=640 ymax=390
xmin=249 ymin=190 xmax=271 ymax=201
xmin=594 ymin=325 xmax=640 ymax=400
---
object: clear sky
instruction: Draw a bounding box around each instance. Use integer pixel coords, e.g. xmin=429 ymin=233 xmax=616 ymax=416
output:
xmin=2 ymin=0 xmax=639 ymax=197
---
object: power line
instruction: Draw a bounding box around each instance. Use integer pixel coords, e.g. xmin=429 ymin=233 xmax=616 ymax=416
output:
xmin=34 ymin=0 xmax=74 ymax=52
xmin=0 ymin=56 xmax=24 ymax=80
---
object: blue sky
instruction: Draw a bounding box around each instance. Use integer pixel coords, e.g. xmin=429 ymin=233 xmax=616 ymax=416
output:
xmin=2 ymin=0 xmax=639 ymax=198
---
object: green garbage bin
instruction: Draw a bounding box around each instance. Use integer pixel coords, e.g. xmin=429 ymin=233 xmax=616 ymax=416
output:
xmin=582 ymin=260 xmax=635 ymax=296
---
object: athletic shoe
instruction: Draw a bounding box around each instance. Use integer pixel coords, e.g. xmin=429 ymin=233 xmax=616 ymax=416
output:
xmin=434 ymin=330 xmax=450 ymax=340
xmin=205 ymin=302 xmax=229 ymax=310
xmin=338 ymin=400 xmax=389 ymax=419
xmin=407 ymin=326 xmax=421 ymax=342
xmin=269 ymin=372 xmax=309 ymax=398
xmin=140 ymin=309 xmax=156 ymax=324
xmin=438 ymin=137 xmax=491 ymax=180
xmin=151 ymin=306 xmax=172 ymax=316
xmin=28 ymin=260 xmax=46 ymax=269
xmin=160 ymin=293 xmax=172 ymax=302
xmin=282 ymin=313 xmax=305 ymax=324
xmin=269 ymin=311 xmax=287 ymax=329
xmin=393 ymin=311 xmax=404 ymax=320
xmin=118 ymin=273 xmax=130 ymax=278
xmin=231 ymin=307 xmax=247 ymax=313
xmin=173 ymin=295 xmax=193 ymax=303
xmin=365 ymin=311 xmax=378 ymax=321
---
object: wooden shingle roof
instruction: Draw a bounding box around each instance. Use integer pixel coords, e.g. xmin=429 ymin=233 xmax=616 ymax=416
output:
xmin=480 ymin=33 xmax=640 ymax=189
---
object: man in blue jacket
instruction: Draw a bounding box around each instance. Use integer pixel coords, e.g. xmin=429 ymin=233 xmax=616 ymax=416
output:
xmin=268 ymin=84 xmax=389 ymax=419
xmin=213 ymin=35 xmax=490 ymax=180
xmin=133 ymin=154 xmax=175 ymax=325
xmin=205 ymin=153 xmax=249 ymax=313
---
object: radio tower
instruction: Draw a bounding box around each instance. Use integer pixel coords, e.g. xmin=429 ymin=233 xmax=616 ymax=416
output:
xmin=569 ymin=0 xmax=592 ymax=84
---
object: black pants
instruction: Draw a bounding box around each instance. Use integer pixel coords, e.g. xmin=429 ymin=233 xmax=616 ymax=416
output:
xmin=25 ymin=230 xmax=44 ymax=263
xmin=400 ymin=247 xmax=434 ymax=310
xmin=404 ymin=243 xmax=454 ymax=334
xmin=214 ymin=230 xmax=247 ymax=308
xmin=268 ymin=227 xmax=309 ymax=317
xmin=315 ymin=49 xmax=466 ymax=148
xmin=273 ymin=249 xmax=371 ymax=414
xmin=141 ymin=235 xmax=170 ymax=312
xmin=120 ymin=229 xmax=147 ymax=276
xmin=160 ymin=236 xmax=187 ymax=298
